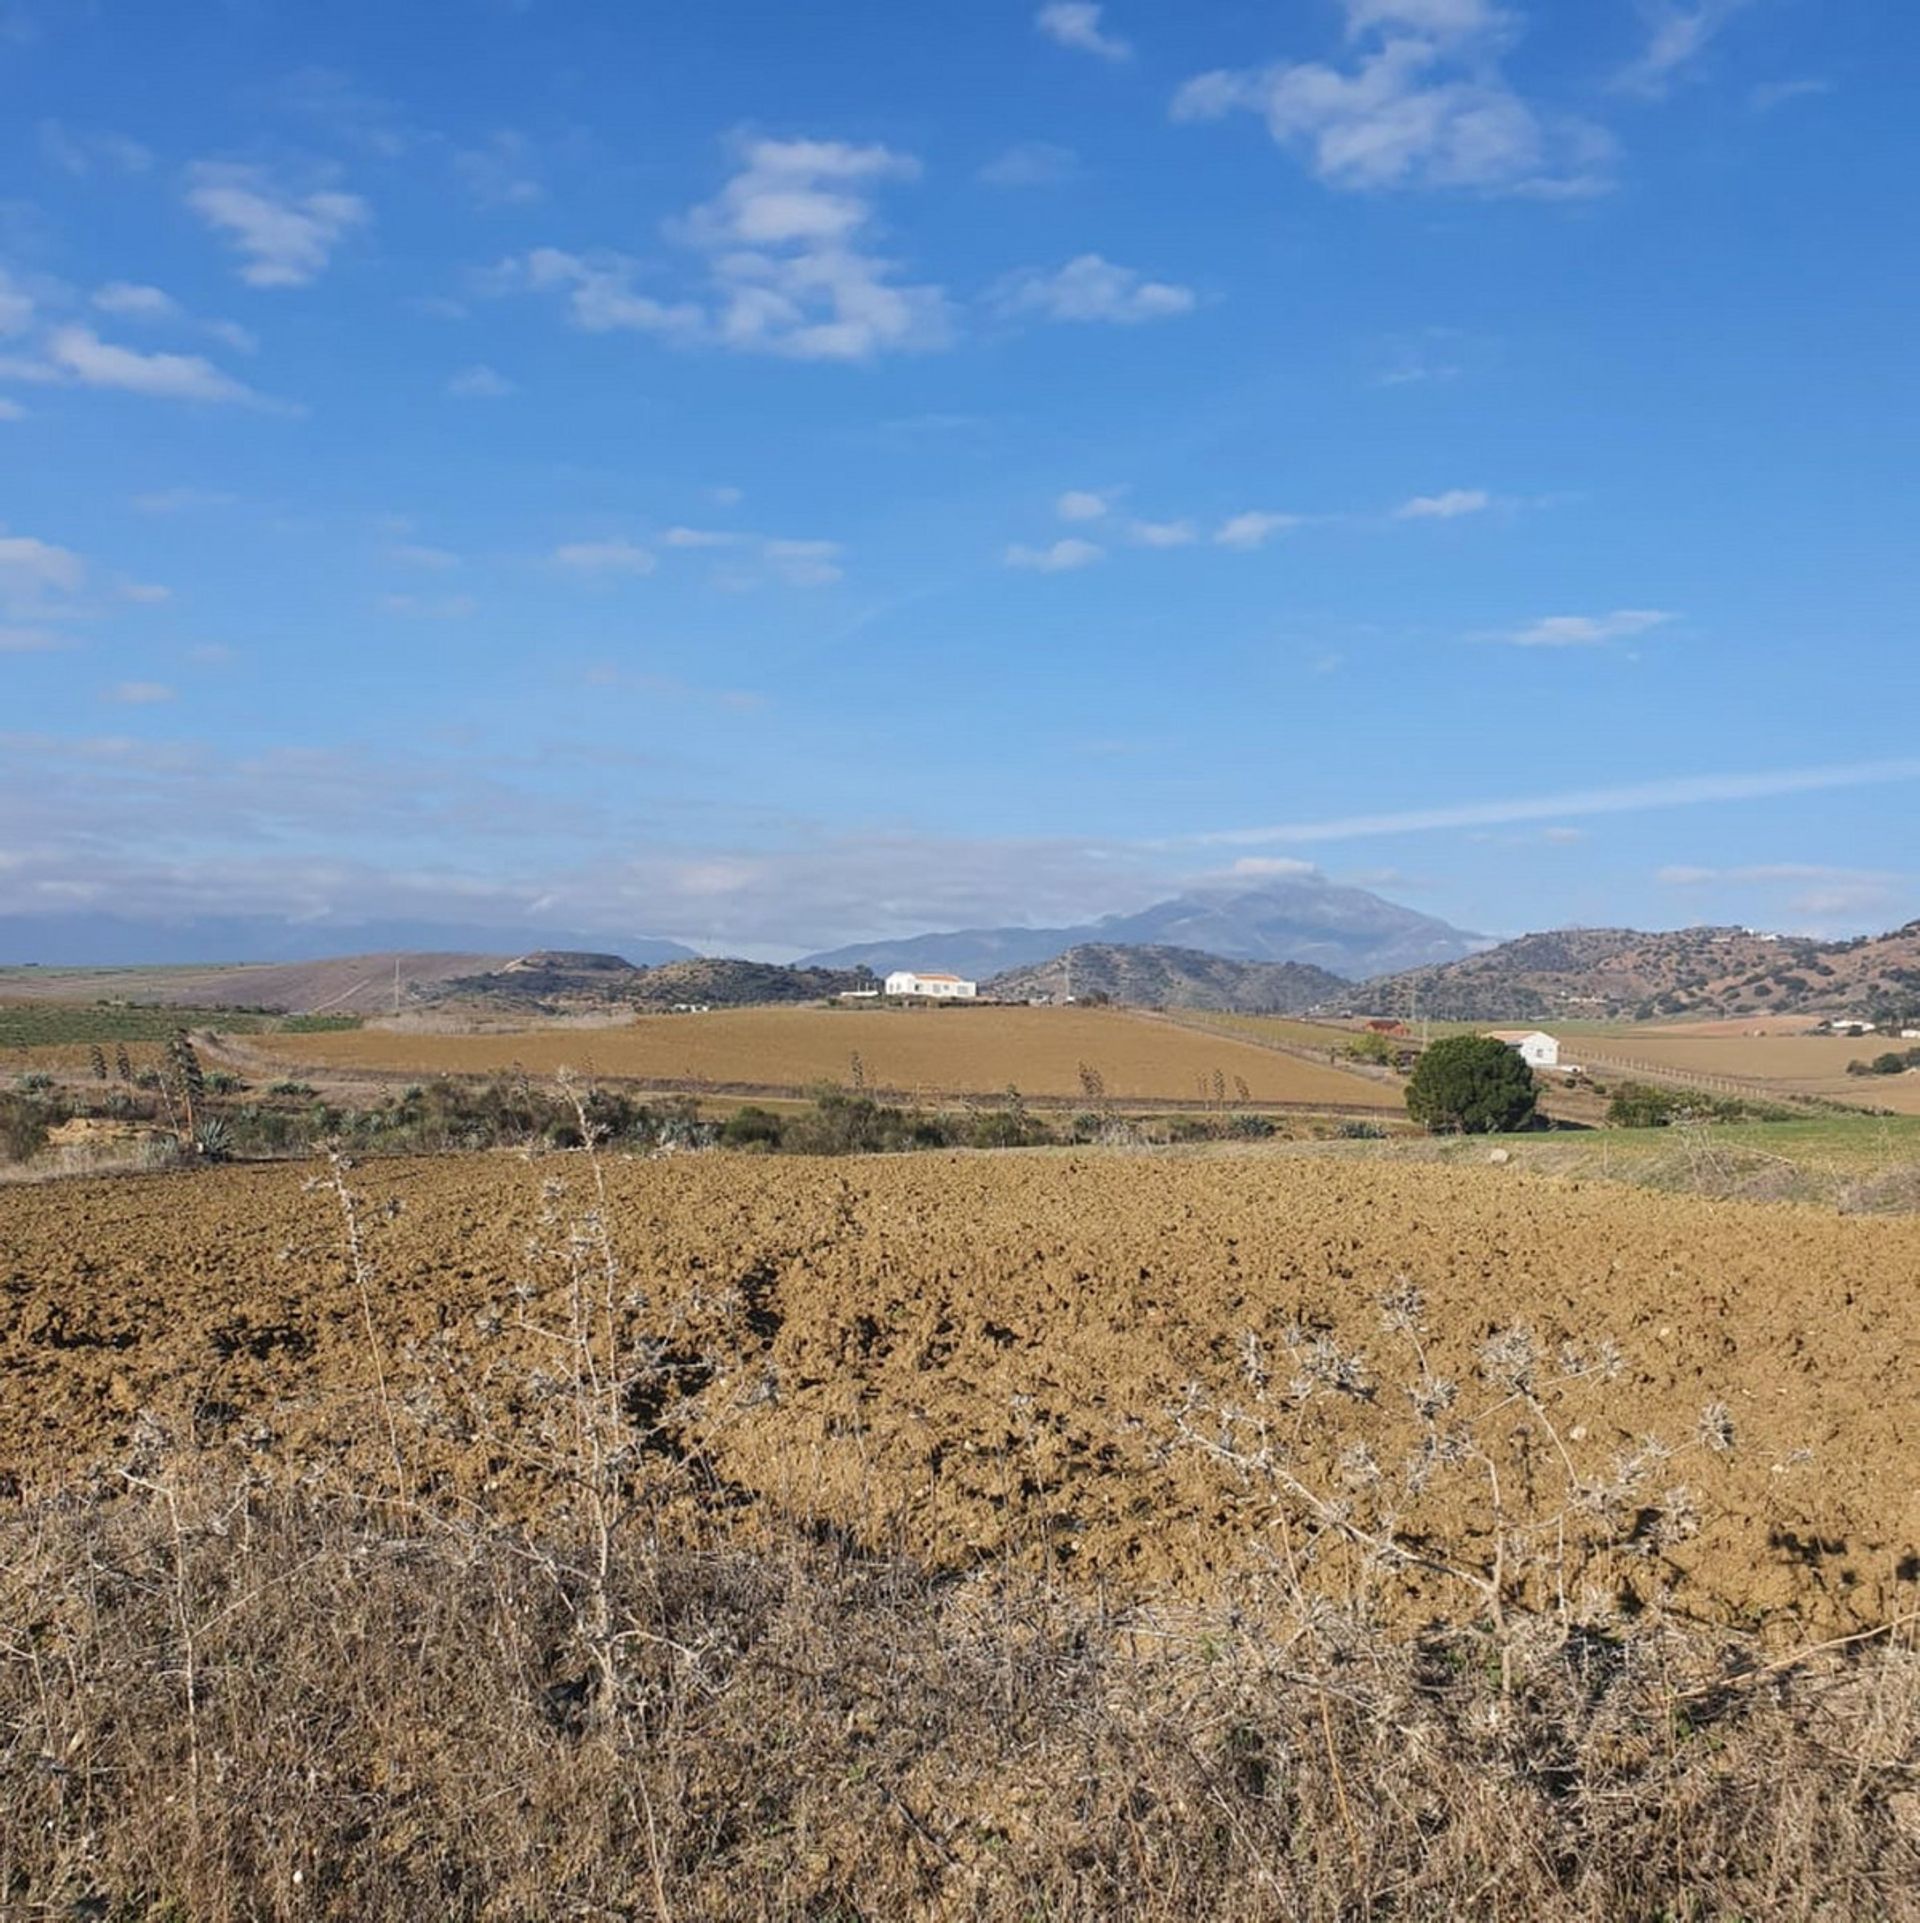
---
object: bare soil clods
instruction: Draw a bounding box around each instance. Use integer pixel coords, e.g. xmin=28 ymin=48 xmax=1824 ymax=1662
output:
xmin=3 ymin=1152 xmax=1915 ymax=1637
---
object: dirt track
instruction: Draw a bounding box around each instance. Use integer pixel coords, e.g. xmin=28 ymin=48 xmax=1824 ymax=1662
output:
xmin=3 ymin=1150 xmax=1915 ymax=1637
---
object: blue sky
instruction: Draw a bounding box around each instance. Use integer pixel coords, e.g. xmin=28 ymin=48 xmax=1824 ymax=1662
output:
xmin=2 ymin=0 xmax=1914 ymax=958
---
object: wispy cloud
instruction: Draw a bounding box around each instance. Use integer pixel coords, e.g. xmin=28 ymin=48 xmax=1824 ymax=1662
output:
xmin=1749 ymin=77 xmax=1831 ymax=114
xmin=185 ymin=163 xmax=370 ymax=288
xmin=1036 ymin=3 xmax=1132 ymax=63
xmin=42 ymin=325 xmax=266 ymax=405
xmin=1492 ymin=607 xmax=1672 ymax=647
xmin=0 ymin=625 xmax=67 ymax=653
xmin=1128 ymin=518 xmax=1198 ymax=548
xmin=0 ymin=528 xmax=85 ymax=612
xmin=446 ymin=363 xmax=514 ymax=398
xmin=1174 ymin=3 xmax=1613 ymax=198
xmin=1006 ymin=537 xmax=1103 ymax=572
xmin=977 ymin=142 xmax=1083 ymax=187
xmin=1615 ymin=0 xmax=1757 ymax=99
xmin=38 ymin=121 xmax=152 ymax=177
xmin=387 ymin=543 xmax=460 ymax=571
xmin=1056 ymin=489 xmax=1113 ymax=522
xmin=379 ymin=592 xmax=478 ymax=619
xmin=105 ymin=681 xmax=175 ymax=706
xmin=1396 ymin=487 xmax=1489 ymax=519
xmin=992 ymin=254 xmax=1196 ymax=324
xmin=1215 ymin=510 xmax=1304 ymax=550
xmin=1187 ymin=758 xmax=1920 ymax=847
xmin=552 ymin=538 xmax=657 ymax=576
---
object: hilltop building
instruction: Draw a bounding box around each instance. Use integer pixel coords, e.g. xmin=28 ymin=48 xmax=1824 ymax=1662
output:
xmin=1489 ymin=1029 xmax=1561 ymax=1069
xmin=884 ymin=969 xmax=977 ymax=1000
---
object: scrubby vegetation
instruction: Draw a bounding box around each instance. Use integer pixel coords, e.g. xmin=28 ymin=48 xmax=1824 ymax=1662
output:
xmin=1604 ymin=1080 xmax=1806 ymax=1127
xmin=0 ymin=1002 xmax=360 ymax=1047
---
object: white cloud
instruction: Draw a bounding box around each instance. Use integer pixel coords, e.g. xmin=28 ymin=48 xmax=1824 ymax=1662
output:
xmin=0 ymin=268 xmax=37 ymax=338
xmin=185 ymin=163 xmax=370 ymax=288
xmin=1749 ymin=78 xmax=1831 ymax=114
xmin=552 ymin=538 xmax=657 ymax=576
xmin=43 ymin=326 xmax=262 ymax=405
xmin=1173 ymin=14 xmax=1614 ymax=199
xmin=38 ymin=121 xmax=152 ymax=177
xmin=1036 ymin=3 xmax=1132 ymax=62
xmin=106 ymin=681 xmax=175 ymax=705
xmin=0 ymin=398 xmax=23 ymax=422
xmin=1396 ymin=487 xmax=1490 ymax=519
xmin=1215 ymin=510 xmax=1303 ymax=549
xmin=662 ymin=526 xmax=739 ymax=549
xmin=498 ymin=139 xmax=952 ymax=363
xmin=92 ymin=282 xmax=179 ymax=320
xmin=0 ymin=625 xmax=66 ymax=652
xmin=454 ymin=131 xmax=543 ymax=208
xmin=1343 ymin=0 xmax=1504 ymax=39
xmin=118 ymin=582 xmax=172 ymax=604
xmin=0 ymin=529 xmax=84 ymax=610
xmin=447 ymin=363 xmax=514 ymax=398
xmin=497 ymin=248 xmax=704 ymax=337
xmin=1616 ymin=1 xmax=1756 ymax=99
xmin=978 ymin=142 xmax=1083 ymax=187
xmin=388 ymin=544 xmax=459 ymax=571
xmin=684 ymin=137 xmax=954 ymax=361
xmin=379 ymin=593 xmax=478 ymax=619
xmin=993 ymin=254 xmax=1196 ymax=324
xmin=1495 ymin=607 xmax=1673 ymax=647
xmin=1229 ymin=856 xmax=1319 ymax=878
xmin=1129 ymin=518 xmax=1198 ymax=548
xmin=1056 ymin=489 xmax=1111 ymax=522
xmin=763 ymin=538 xmax=843 ymax=587
xmin=1005 ymin=538 xmax=1103 ymax=572
xmin=1190 ymin=759 xmax=1920 ymax=848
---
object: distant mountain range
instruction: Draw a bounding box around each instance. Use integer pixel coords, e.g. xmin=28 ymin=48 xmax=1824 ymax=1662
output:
xmin=987 ymin=944 xmax=1350 ymax=1014
xmin=0 ymin=914 xmax=696 ymax=970
xmin=803 ymin=875 xmax=1483 ymax=982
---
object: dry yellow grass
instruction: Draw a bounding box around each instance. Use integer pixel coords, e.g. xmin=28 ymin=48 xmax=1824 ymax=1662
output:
xmin=1590 ymin=1029 xmax=1920 ymax=1112
xmin=241 ymin=1004 xmax=1401 ymax=1108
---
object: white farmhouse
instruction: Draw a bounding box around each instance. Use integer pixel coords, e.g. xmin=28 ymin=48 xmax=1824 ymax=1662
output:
xmin=884 ymin=969 xmax=978 ymax=1000
xmin=1489 ymin=1029 xmax=1560 ymax=1070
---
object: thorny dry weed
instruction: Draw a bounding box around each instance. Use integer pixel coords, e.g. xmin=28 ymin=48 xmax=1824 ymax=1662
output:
xmin=2 ymin=1085 xmax=1917 ymax=1920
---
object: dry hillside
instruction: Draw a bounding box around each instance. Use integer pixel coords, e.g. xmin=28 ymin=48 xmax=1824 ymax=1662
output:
xmin=1371 ymin=920 xmax=1920 ymax=1022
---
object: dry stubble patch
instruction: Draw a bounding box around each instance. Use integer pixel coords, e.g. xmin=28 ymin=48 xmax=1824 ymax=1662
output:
xmin=2 ymin=1150 xmax=1915 ymax=1637
xmin=236 ymin=1003 xmax=1402 ymax=1107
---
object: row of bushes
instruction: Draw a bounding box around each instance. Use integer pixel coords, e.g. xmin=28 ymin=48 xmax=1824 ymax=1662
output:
xmin=1848 ymin=1046 xmax=1920 ymax=1077
xmin=8 ymin=1071 xmax=1391 ymax=1168
xmin=1603 ymin=1081 xmax=1802 ymax=1128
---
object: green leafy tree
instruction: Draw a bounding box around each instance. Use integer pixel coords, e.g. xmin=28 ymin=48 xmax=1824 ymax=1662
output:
xmin=1405 ymin=1035 xmax=1538 ymax=1135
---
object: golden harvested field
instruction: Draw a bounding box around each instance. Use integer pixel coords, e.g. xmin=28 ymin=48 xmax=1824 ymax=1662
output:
xmin=5 ymin=1149 xmax=1916 ymax=1639
xmin=238 ymin=1004 xmax=1401 ymax=1109
xmin=1590 ymin=1029 xmax=1920 ymax=1112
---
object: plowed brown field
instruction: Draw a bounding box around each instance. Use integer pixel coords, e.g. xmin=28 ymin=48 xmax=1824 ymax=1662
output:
xmin=235 ymin=1004 xmax=1400 ymax=1108
xmin=4 ymin=1151 xmax=1914 ymax=1639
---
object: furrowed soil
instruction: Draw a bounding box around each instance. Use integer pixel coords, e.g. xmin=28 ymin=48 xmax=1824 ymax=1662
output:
xmin=4 ymin=1150 xmax=1914 ymax=1640
xmin=234 ymin=1004 xmax=1401 ymax=1108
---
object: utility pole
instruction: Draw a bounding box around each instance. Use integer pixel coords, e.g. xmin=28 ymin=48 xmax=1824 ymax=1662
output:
xmin=393 ymin=955 xmax=402 ymax=1018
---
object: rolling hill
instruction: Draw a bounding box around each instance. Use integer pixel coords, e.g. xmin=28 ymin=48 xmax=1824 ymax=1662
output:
xmin=1366 ymin=921 xmax=1920 ymax=1022
xmin=987 ymin=944 xmax=1349 ymax=1013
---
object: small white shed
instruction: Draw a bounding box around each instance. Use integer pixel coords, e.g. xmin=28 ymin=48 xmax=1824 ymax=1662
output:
xmin=1489 ymin=1029 xmax=1560 ymax=1069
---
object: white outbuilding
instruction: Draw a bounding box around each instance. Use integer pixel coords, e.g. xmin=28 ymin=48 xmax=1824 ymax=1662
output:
xmin=1489 ymin=1029 xmax=1561 ymax=1070
xmin=884 ymin=969 xmax=978 ymax=1000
